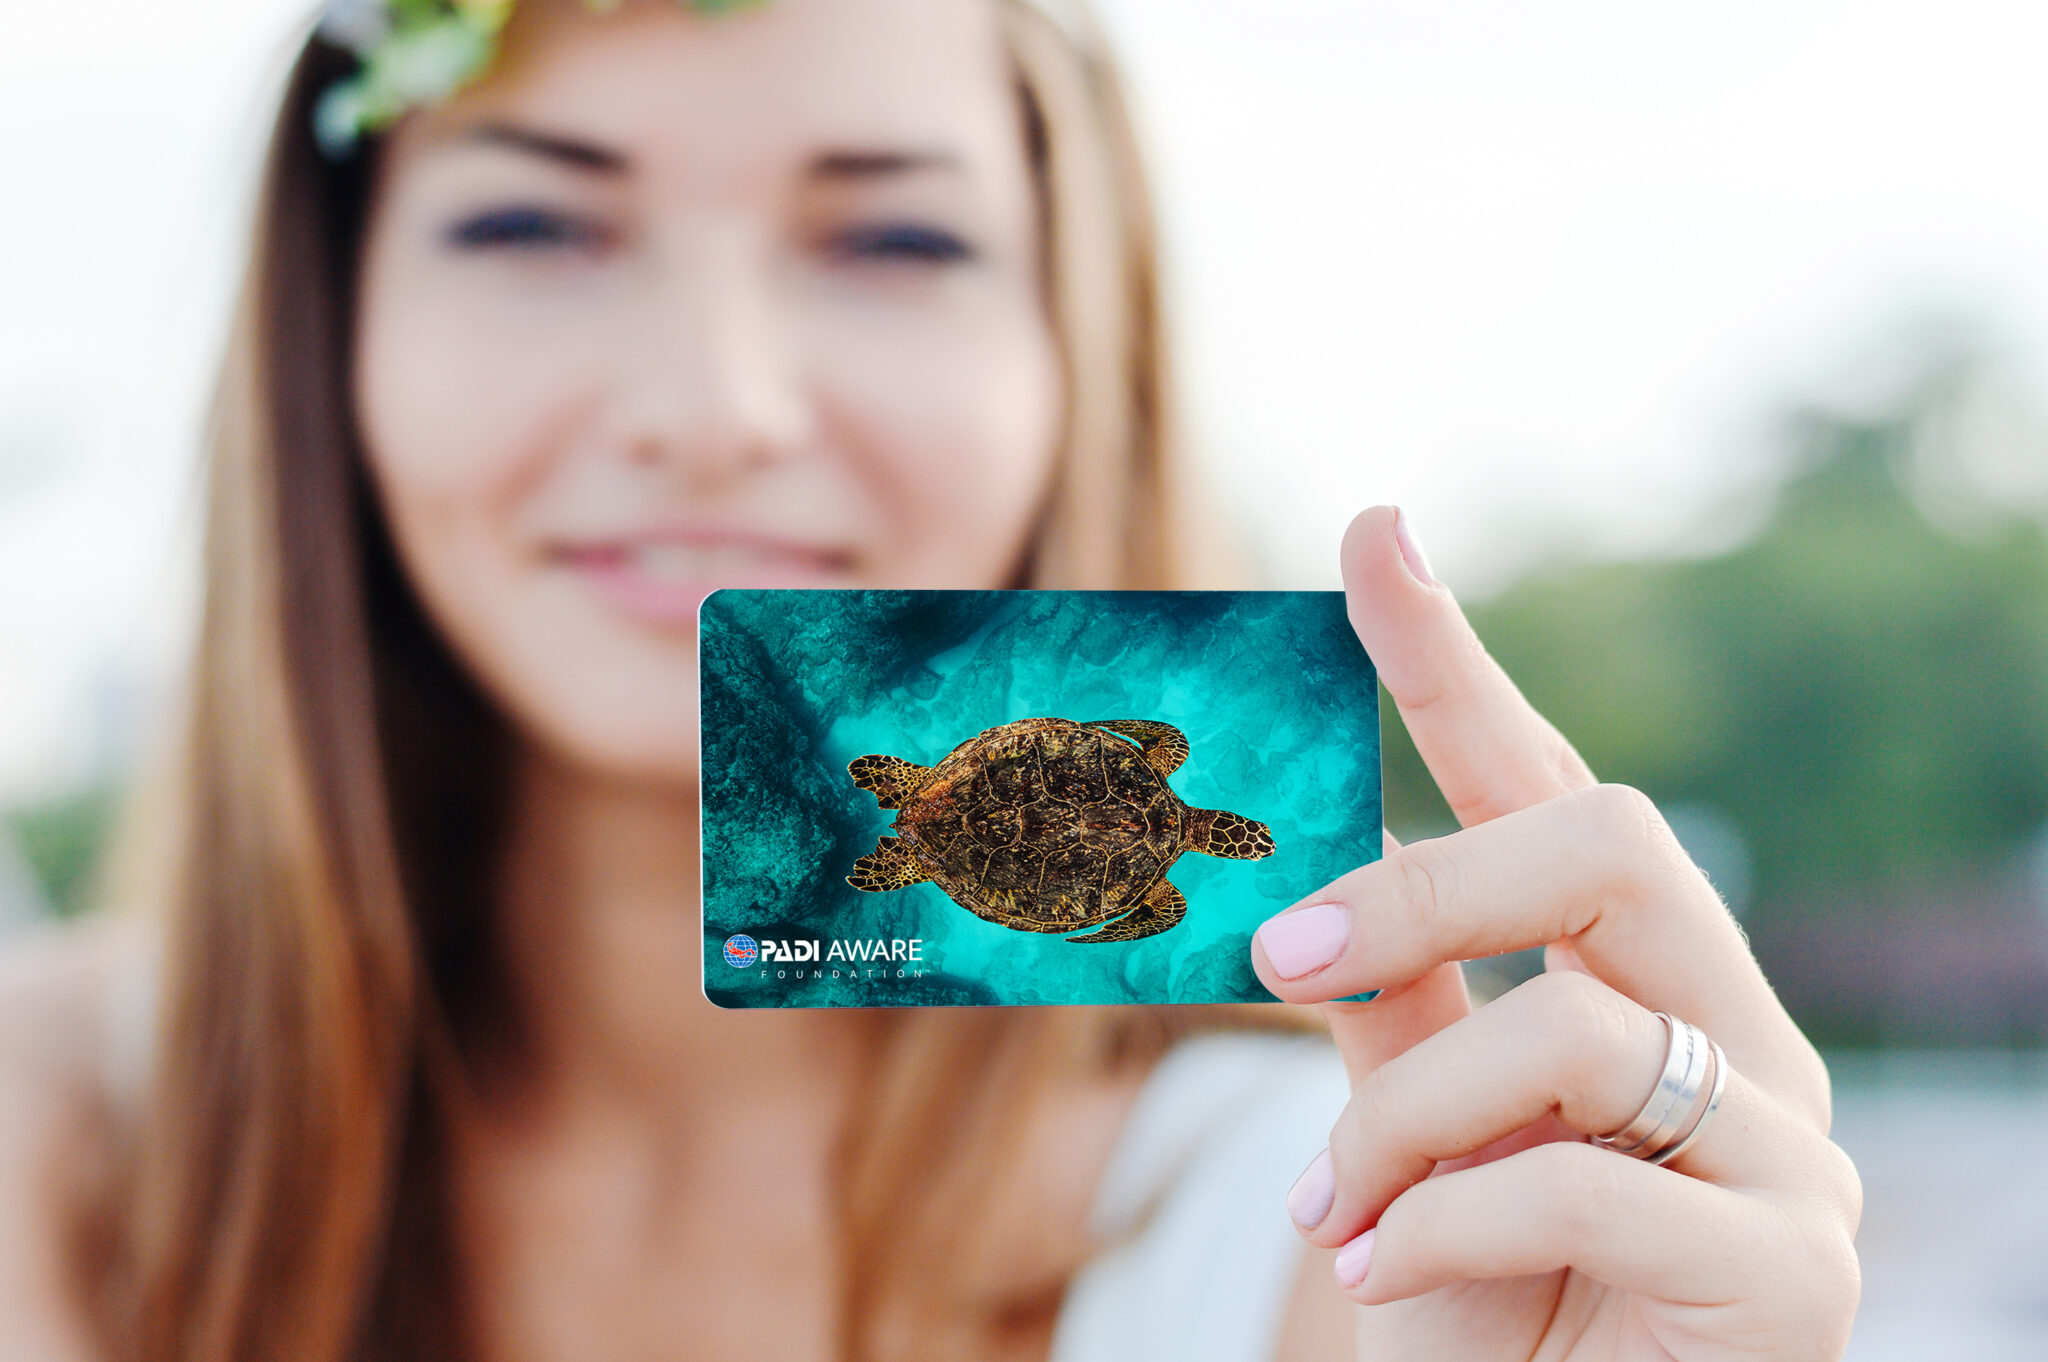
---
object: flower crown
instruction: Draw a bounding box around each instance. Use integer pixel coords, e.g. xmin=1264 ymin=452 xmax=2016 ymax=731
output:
xmin=314 ymin=0 xmax=765 ymax=157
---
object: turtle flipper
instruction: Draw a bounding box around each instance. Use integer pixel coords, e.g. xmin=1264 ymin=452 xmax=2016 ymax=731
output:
xmin=1190 ymin=808 xmax=1275 ymax=860
xmin=1067 ymin=879 xmax=1187 ymax=943
xmin=848 ymin=837 xmax=929 ymax=893
xmin=1087 ymin=720 xmax=1189 ymax=777
xmin=848 ymin=754 xmax=933 ymax=810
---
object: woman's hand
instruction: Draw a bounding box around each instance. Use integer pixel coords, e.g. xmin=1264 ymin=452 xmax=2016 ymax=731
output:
xmin=1251 ymin=507 xmax=1862 ymax=1361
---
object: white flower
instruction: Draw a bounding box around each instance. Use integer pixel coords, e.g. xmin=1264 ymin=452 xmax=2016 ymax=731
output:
xmin=313 ymin=79 xmax=373 ymax=156
xmin=368 ymin=20 xmax=496 ymax=105
xmin=317 ymin=0 xmax=392 ymax=57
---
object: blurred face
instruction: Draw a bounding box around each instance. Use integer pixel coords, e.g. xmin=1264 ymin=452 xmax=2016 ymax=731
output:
xmin=354 ymin=0 xmax=1062 ymax=786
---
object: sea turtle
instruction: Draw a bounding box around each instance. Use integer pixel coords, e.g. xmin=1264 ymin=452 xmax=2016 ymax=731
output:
xmin=844 ymin=717 xmax=1275 ymax=943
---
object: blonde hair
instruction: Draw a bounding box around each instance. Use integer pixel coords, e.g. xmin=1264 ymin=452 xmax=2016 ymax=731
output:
xmin=107 ymin=4 xmax=1296 ymax=1360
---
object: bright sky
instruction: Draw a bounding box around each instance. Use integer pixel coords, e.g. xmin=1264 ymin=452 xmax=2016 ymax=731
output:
xmin=6 ymin=0 xmax=2048 ymax=801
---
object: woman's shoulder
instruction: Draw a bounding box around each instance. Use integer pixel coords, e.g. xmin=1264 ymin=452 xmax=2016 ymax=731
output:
xmin=0 ymin=913 xmax=128 ymax=1076
xmin=1052 ymin=1028 xmax=1352 ymax=1362
xmin=0 ymin=914 xmax=144 ymax=1360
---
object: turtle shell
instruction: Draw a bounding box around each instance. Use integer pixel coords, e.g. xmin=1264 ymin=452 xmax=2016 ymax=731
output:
xmin=896 ymin=717 xmax=1187 ymax=933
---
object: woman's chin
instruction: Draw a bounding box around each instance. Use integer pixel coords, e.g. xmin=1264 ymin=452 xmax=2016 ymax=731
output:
xmin=529 ymin=721 xmax=702 ymax=798
xmin=491 ymin=633 xmax=703 ymax=797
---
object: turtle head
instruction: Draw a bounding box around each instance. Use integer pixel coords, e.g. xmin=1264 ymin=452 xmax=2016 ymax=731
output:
xmin=1190 ymin=809 xmax=1275 ymax=860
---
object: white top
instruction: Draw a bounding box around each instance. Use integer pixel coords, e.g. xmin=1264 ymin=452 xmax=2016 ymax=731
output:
xmin=92 ymin=926 xmax=1353 ymax=1361
xmin=1051 ymin=1031 xmax=1353 ymax=1362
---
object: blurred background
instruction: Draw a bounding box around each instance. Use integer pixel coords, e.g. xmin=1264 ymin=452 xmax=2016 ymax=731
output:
xmin=3 ymin=0 xmax=2045 ymax=1354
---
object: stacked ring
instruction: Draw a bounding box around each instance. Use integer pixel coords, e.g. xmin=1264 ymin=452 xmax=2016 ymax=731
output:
xmin=1592 ymin=1010 xmax=1728 ymax=1166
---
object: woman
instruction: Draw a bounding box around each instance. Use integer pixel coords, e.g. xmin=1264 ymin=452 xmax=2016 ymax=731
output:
xmin=0 ymin=0 xmax=1861 ymax=1358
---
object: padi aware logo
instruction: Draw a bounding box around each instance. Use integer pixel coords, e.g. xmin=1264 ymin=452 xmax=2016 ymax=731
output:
xmin=732 ymin=936 xmax=927 ymax=979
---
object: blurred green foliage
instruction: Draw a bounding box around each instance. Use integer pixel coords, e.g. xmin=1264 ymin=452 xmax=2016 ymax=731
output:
xmin=5 ymin=785 xmax=118 ymax=918
xmin=1385 ymin=396 xmax=2048 ymax=914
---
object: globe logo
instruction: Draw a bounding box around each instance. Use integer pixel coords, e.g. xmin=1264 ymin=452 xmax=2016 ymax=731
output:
xmin=723 ymin=934 xmax=759 ymax=968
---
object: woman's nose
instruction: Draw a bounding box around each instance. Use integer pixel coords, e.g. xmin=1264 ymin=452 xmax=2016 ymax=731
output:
xmin=611 ymin=243 xmax=812 ymax=488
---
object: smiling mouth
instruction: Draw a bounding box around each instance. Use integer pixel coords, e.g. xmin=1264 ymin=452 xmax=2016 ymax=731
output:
xmin=550 ymin=534 xmax=856 ymax=627
xmin=567 ymin=540 xmax=851 ymax=578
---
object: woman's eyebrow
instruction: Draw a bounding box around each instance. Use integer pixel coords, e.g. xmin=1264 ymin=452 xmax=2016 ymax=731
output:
xmin=460 ymin=122 xmax=629 ymax=175
xmin=807 ymin=149 xmax=963 ymax=180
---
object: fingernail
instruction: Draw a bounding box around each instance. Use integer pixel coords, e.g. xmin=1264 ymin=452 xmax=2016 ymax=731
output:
xmin=1257 ymin=902 xmax=1352 ymax=980
xmin=1394 ymin=507 xmax=1435 ymax=586
xmin=1286 ymin=1148 xmax=1335 ymax=1231
xmin=1335 ymin=1227 xmax=1377 ymax=1289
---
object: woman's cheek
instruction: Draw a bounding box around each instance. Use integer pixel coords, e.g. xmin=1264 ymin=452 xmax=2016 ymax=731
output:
xmin=358 ymin=260 xmax=605 ymax=492
xmin=356 ymin=305 xmax=546 ymax=647
xmin=355 ymin=262 xmax=695 ymax=778
xmin=822 ymin=301 xmax=1060 ymax=587
xmin=938 ymin=316 xmax=1062 ymax=582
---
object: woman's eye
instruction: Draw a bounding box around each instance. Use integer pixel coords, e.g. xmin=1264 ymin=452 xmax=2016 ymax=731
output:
xmin=831 ymin=223 xmax=976 ymax=266
xmin=443 ymin=206 xmax=610 ymax=253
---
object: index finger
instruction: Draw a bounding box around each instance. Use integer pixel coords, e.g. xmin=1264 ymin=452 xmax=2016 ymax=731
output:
xmin=1346 ymin=506 xmax=1595 ymax=825
xmin=1302 ymin=509 xmax=1594 ymax=1090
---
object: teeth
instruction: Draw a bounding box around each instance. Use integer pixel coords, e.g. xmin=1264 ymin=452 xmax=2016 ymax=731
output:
xmin=625 ymin=542 xmax=788 ymax=580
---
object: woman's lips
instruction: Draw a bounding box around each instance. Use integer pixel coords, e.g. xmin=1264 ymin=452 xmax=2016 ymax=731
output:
xmin=555 ymin=537 xmax=852 ymax=627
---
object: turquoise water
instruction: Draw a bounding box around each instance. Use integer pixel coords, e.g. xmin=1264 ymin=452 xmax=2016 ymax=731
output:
xmin=699 ymin=589 xmax=1381 ymax=1007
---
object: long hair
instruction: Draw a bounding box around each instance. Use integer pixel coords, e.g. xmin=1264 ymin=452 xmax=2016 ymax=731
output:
xmin=110 ymin=5 xmax=1298 ymax=1360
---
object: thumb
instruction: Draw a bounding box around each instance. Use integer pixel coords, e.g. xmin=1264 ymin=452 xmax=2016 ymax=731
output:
xmin=1545 ymin=937 xmax=1598 ymax=976
xmin=1315 ymin=832 xmax=1472 ymax=1087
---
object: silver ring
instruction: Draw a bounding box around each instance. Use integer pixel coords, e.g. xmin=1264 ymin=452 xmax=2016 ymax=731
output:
xmin=1647 ymin=1037 xmax=1727 ymax=1166
xmin=1593 ymin=1010 xmax=1724 ymax=1165
xmin=1592 ymin=1011 xmax=1691 ymax=1155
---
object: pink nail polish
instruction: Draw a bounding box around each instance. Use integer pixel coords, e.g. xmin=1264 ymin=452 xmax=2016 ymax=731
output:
xmin=1257 ymin=903 xmax=1352 ymax=980
xmin=1394 ymin=507 xmax=1435 ymax=586
xmin=1335 ymin=1228 xmax=1376 ymax=1289
xmin=1286 ymin=1148 xmax=1335 ymax=1231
